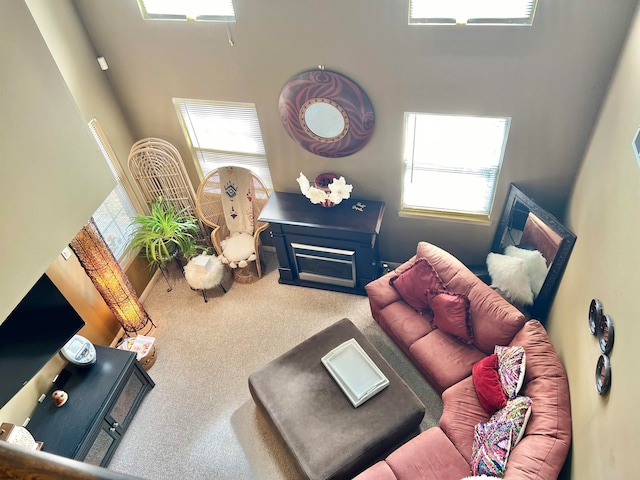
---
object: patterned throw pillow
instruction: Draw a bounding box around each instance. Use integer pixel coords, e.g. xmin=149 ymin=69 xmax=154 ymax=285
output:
xmin=491 ymin=396 xmax=533 ymax=447
xmin=389 ymin=258 xmax=445 ymax=312
xmin=494 ymin=345 xmax=526 ymax=399
xmin=427 ymin=289 xmax=474 ymax=344
xmin=471 ymin=419 xmax=513 ymax=476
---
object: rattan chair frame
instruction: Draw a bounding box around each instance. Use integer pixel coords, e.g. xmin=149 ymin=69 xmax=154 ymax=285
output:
xmin=128 ymin=137 xmax=207 ymax=240
xmin=195 ymin=167 xmax=270 ymax=279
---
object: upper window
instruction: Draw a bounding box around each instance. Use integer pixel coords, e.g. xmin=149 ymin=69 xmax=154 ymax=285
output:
xmin=409 ymin=0 xmax=537 ymax=26
xmin=401 ymin=113 xmax=510 ymax=221
xmin=88 ymin=119 xmax=139 ymax=262
xmin=138 ymin=0 xmax=235 ymax=22
xmin=174 ymin=99 xmax=273 ymax=189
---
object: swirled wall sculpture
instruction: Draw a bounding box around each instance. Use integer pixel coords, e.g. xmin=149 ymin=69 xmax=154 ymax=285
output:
xmin=278 ymin=69 xmax=375 ymax=158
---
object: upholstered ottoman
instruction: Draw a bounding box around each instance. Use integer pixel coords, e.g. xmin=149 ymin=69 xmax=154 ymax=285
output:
xmin=248 ymin=318 xmax=425 ymax=480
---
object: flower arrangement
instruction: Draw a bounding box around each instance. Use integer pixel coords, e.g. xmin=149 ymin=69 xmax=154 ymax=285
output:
xmin=297 ymin=172 xmax=353 ymax=207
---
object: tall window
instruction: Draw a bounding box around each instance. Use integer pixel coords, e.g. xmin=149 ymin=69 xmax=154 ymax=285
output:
xmin=402 ymin=113 xmax=510 ymax=221
xmin=138 ymin=0 xmax=235 ymax=22
xmin=88 ymin=119 xmax=138 ymax=262
xmin=174 ymin=99 xmax=273 ymax=189
xmin=409 ymin=0 xmax=537 ymax=26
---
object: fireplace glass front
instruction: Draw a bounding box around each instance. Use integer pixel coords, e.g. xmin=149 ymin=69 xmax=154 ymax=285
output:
xmin=290 ymin=243 xmax=356 ymax=288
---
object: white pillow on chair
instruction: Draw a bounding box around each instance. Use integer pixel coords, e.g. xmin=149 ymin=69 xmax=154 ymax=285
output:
xmin=220 ymin=232 xmax=256 ymax=268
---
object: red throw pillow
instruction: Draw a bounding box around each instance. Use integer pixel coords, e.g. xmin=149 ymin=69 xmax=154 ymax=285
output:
xmin=389 ymin=258 xmax=445 ymax=312
xmin=427 ymin=289 xmax=474 ymax=344
xmin=472 ymin=353 xmax=507 ymax=415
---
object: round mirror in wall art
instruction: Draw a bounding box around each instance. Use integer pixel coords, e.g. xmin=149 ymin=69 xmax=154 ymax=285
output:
xmin=595 ymin=354 xmax=611 ymax=395
xmin=589 ymin=298 xmax=602 ymax=335
xmin=278 ymin=69 xmax=374 ymax=158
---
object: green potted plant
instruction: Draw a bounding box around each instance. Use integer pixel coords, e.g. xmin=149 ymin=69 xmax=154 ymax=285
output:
xmin=129 ymin=198 xmax=202 ymax=269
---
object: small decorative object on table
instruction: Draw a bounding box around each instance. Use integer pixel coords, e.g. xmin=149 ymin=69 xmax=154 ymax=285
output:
xmin=51 ymin=390 xmax=68 ymax=407
xmin=296 ymin=172 xmax=353 ymax=207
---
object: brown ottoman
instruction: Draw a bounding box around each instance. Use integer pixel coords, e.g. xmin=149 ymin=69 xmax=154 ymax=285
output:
xmin=248 ymin=318 xmax=425 ymax=480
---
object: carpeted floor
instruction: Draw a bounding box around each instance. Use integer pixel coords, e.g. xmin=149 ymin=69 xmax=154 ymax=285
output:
xmin=108 ymin=251 xmax=442 ymax=480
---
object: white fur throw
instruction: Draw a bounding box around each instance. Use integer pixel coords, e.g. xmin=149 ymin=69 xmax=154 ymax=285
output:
xmin=486 ymin=253 xmax=534 ymax=306
xmin=184 ymin=254 xmax=225 ymax=289
xmin=504 ymin=245 xmax=548 ymax=297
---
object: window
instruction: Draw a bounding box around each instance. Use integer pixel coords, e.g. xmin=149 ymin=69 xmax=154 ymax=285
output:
xmin=174 ymin=99 xmax=273 ymax=189
xmin=88 ymin=119 xmax=139 ymax=262
xmin=138 ymin=0 xmax=235 ymax=22
xmin=409 ymin=0 xmax=537 ymax=26
xmin=401 ymin=113 xmax=510 ymax=221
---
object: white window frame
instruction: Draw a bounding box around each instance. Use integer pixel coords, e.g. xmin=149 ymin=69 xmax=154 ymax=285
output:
xmin=88 ymin=119 xmax=141 ymax=266
xmin=409 ymin=0 xmax=537 ymax=26
xmin=137 ymin=0 xmax=235 ymax=22
xmin=173 ymin=98 xmax=273 ymax=189
xmin=401 ymin=112 xmax=510 ymax=222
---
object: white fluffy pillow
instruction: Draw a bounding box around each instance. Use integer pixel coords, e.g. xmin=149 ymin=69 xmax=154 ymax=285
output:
xmin=504 ymin=245 xmax=548 ymax=297
xmin=221 ymin=232 xmax=255 ymax=262
xmin=486 ymin=253 xmax=534 ymax=306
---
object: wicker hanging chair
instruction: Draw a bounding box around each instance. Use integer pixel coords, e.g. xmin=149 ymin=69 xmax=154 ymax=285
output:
xmin=195 ymin=167 xmax=270 ymax=282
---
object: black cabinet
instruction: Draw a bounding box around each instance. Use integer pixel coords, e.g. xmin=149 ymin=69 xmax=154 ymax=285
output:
xmin=28 ymin=345 xmax=154 ymax=467
xmin=259 ymin=192 xmax=385 ymax=295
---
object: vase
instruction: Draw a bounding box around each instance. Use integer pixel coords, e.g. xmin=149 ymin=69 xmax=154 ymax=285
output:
xmin=314 ymin=173 xmax=338 ymax=208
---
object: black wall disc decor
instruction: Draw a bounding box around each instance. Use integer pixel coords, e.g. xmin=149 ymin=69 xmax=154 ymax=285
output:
xmin=588 ymin=298 xmax=602 ymax=335
xmin=589 ymin=298 xmax=614 ymax=395
xmin=597 ymin=314 xmax=615 ymax=355
xmin=595 ymin=354 xmax=611 ymax=395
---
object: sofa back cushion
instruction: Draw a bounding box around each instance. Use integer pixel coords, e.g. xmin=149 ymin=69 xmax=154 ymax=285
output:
xmin=416 ymin=242 xmax=526 ymax=354
xmin=504 ymin=320 xmax=572 ymax=479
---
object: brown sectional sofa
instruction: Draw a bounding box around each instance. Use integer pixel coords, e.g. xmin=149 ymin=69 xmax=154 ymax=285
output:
xmin=355 ymin=242 xmax=571 ymax=480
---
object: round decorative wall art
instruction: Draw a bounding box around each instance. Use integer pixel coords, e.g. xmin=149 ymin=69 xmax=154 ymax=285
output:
xmin=278 ymin=69 xmax=374 ymax=158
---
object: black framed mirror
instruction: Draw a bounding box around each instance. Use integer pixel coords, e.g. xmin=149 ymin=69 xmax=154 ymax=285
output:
xmin=490 ymin=184 xmax=577 ymax=322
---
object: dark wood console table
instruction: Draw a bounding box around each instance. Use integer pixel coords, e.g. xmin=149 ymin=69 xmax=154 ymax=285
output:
xmin=28 ymin=345 xmax=154 ymax=467
xmin=259 ymin=192 xmax=385 ymax=295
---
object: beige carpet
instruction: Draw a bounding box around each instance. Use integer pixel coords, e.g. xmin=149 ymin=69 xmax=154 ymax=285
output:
xmin=108 ymin=251 xmax=442 ymax=480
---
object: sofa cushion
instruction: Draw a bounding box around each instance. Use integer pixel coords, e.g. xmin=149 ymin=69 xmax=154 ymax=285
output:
xmin=410 ymin=331 xmax=485 ymax=394
xmin=385 ymin=427 xmax=472 ymax=480
xmin=428 ymin=289 xmax=474 ymax=344
xmin=439 ymin=376 xmax=489 ymax=464
xmin=415 ymin=242 xmax=526 ymax=354
xmin=472 ymin=354 xmax=507 ymax=415
xmin=389 ymin=257 xmax=445 ymax=312
xmin=377 ymin=302 xmax=434 ymax=354
xmin=471 ymin=419 xmax=513 ymax=476
xmin=503 ymin=245 xmax=548 ymax=297
xmin=486 ymin=253 xmax=534 ymax=306
xmin=501 ymin=321 xmax=572 ymax=479
xmin=352 ymin=461 xmax=397 ymax=480
xmin=495 ymin=346 xmax=526 ymax=399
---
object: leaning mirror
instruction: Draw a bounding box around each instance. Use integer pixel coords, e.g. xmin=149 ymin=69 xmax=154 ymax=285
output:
xmin=278 ymin=69 xmax=374 ymax=158
xmin=490 ymin=184 xmax=577 ymax=322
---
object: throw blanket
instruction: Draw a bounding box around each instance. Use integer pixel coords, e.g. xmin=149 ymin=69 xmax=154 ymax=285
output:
xmin=219 ymin=166 xmax=255 ymax=235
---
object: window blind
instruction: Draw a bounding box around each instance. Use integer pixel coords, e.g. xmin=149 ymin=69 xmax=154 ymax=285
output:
xmin=402 ymin=113 xmax=510 ymax=217
xmin=138 ymin=0 xmax=235 ymax=21
xmin=410 ymin=0 xmax=536 ymax=25
xmin=88 ymin=119 xmax=138 ymax=261
xmin=175 ymin=99 xmax=273 ymax=189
